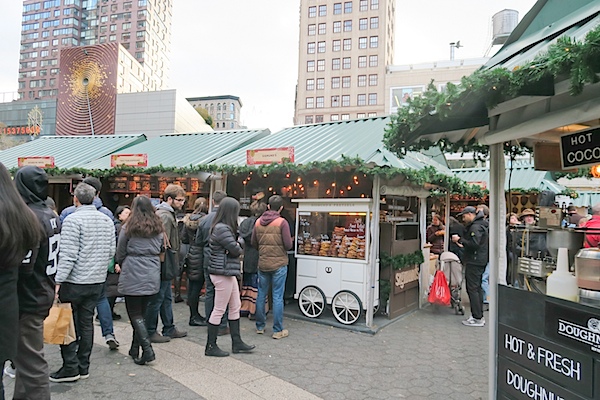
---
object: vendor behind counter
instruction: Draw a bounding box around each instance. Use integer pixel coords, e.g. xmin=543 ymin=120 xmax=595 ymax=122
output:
xmin=514 ymin=208 xmax=549 ymax=259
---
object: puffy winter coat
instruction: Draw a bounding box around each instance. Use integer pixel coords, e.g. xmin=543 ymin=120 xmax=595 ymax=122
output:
xmin=116 ymin=230 xmax=162 ymax=296
xmin=238 ymin=216 xmax=259 ymax=274
xmin=207 ymin=222 xmax=243 ymax=277
xmin=251 ymin=210 xmax=293 ymax=272
xmin=181 ymin=212 xmax=206 ymax=281
xmin=461 ymin=215 xmax=489 ymax=267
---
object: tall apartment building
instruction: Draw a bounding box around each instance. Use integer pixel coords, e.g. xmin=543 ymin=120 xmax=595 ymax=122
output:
xmin=295 ymin=0 xmax=395 ymax=124
xmin=19 ymin=0 xmax=172 ymax=101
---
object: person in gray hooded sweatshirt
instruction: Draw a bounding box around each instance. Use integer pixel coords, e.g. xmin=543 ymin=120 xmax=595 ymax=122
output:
xmin=13 ymin=166 xmax=60 ymax=399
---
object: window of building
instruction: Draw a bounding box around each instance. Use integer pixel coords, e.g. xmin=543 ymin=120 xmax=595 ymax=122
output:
xmin=307 ymin=60 xmax=315 ymax=72
xmin=342 ymin=95 xmax=350 ymax=107
xmin=331 ymin=114 xmax=339 ymax=121
xmin=331 ymin=77 xmax=340 ymax=88
xmin=357 ymin=94 xmax=366 ymax=106
xmin=342 ymin=57 xmax=351 ymax=69
xmin=109 ymin=34 xmax=116 ymax=41
xmin=306 ymin=97 xmax=314 ymax=109
xmin=317 ymin=59 xmax=325 ymax=71
xmin=370 ymin=17 xmax=379 ymax=29
xmin=99 ymin=36 xmax=106 ymax=43
xmin=122 ymin=22 xmax=131 ymax=30
xmin=217 ymin=113 xmax=221 ymax=119
xmin=110 ymin=24 xmax=116 ymax=32
xmin=217 ymin=103 xmax=221 ymax=111
xmin=369 ymin=55 xmax=378 ymax=67
xmin=368 ymin=112 xmax=377 ymax=117
xmin=358 ymin=56 xmax=367 ymax=68
xmin=342 ymin=76 xmax=351 ymax=88
xmin=357 ymin=113 xmax=366 ymax=118
xmin=308 ymin=6 xmax=316 ymax=17
xmin=333 ymin=21 xmax=341 ymax=33
xmin=369 ymin=74 xmax=378 ymax=86
xmin=359 ymin=18 xmax=367 ymax=30
xmin=111 ymin=3 xmax=118 ymax=12
xmin=343 ymin=38 xmax=351 ymax=50
xmin=333 ymin=3 xmax=342 ymax=14
xmin=341 ymin=114 xmax=350 ymax=120
xmin=357 ymin=75 xmax=366 ymax=86
xmin=315 ymin=115 xmax=324 ymax=123
xmin=332 ymin=39 xmax=341 ymax=51
xmin=343 ymin=20 xmax=352 ymax=31
xmin=370 ymin=36 xmax=378 ymax=48
xmin=306 ymin=79 xmax=314 ymax=90
xmin=368 ymin=93 xmax=377 ymax=105
xmin=215 ymin=123 xmax=219 ymax=128
xmin=359 ymin=0 xmax=367 ymax=11
xmin=308 ymin=24 xmax=316 ymax=35
xmin=332 ymin=58 xmax=340 ymax=70
xmin=331 ymin=95 xmax=340 ymax=107
xmin=230 ymin=103 xmax=235 ymax=111
xmin=318 ymin=23 xmax=326 ymax=35
xmin=121 ymin=32 xmax=130 ymax=41
xmin=344 ymin=2 xmax=352 ymax=13
xmin=371 ymin=0 xmax=379 ymax=10
xmin=316 ymin=97 xmax=324 ymax=108
xmin=359 ymin=37 xmax=367 ymax=49
xmin=318 ymin=5 xmax=326 ymax=16
xmin=317 ymin=41 xmax=325 ymax=53
xmin=317 ymin=78 xmax=325 ymax=90
xmin=307 ymin=42 xmax=315 ymax=54
xmin=135 ymin=41 xmax=144 ymax=49
xmin=305 ymin=115 xmax=313 ymax=124
xmin=100 ymin=15 xmax=107 ymax=22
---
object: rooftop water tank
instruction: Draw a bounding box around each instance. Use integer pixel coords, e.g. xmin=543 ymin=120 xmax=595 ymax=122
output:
xmin=492 ymin=9 xmax=519 ymax=46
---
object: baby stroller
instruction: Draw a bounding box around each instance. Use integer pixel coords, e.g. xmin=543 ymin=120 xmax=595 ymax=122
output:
xmin=438 ymin=251 xmax=465 ymax=315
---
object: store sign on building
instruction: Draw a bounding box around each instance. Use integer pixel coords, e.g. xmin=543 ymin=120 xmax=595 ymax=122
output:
xmin=560 ymin=128 xmax=600 ymax=169
xmin=246 ymin=147 xmax=294 ymax=165
xmin=110 ymin=154 xmax=148 ymax=167
xmin=17 ymin=156 xmax=55 ymax=168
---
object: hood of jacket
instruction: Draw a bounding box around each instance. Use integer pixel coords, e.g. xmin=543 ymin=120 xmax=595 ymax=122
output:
xmin=239 ymin=215 xmax=257 ymax=238
xmin=93 ymin=196 xmax=105 ymax=210
xmin=15 ymin=166 xmax=48 ymax=205
xmin=155 ymin=201 xmax=175 ymax=213
xmin=184 ymin=213 xmax=204 ymax=231
xmin=259 ymin=210 xmax=282 ymax=226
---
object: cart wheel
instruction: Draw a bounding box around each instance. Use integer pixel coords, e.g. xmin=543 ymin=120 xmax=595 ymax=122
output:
xmin=298 ymin=286 xmax=326 ymax=318
xmin=331 ymin=290 xmax=362 ymax=325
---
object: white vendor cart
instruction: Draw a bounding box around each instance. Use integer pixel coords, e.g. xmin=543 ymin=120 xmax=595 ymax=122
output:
xmin=292 ymin=198 xmax=378 ymax=325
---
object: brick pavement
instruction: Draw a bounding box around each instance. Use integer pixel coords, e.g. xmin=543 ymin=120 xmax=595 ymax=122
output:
xmin=3 ymin=299 xmax=488 ymax=399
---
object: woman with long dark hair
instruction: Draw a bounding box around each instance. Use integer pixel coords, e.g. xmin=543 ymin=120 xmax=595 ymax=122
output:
xmin=205 ymin=197 xmax=254 ymax=357
xmin=0 ymin=162 xmax=40 ymax=397
xmin=107 ymin=205 xmax=131 ymax=320
xmin=116 ymin=196 xmax=163 ymax=365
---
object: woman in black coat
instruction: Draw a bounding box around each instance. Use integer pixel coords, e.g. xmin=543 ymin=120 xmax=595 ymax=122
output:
xmin=205 ymin=197 xmax=255 ymax=357
xmin=0 ymin=162 xmax=40 ymax=397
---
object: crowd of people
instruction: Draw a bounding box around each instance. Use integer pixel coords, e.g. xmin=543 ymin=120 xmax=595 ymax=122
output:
xmin=0 ymin=163 xmax=293 ymax=399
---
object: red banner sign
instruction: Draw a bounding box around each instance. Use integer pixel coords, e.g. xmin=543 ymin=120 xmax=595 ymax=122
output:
xmin=18 ymin=156 xmax=55 ymax=168
xmin=110 ymin=154 xmax=148 ymax=167
xmin=246 ymin=147 xmax=294 ymax=165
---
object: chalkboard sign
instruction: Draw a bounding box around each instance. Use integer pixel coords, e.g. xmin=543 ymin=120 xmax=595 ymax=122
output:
xmin=560 ymin=128 xmax=600 ymax=169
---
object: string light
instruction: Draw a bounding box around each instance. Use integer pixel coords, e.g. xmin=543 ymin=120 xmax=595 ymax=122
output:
xmin=347 ymin=185 xmax=352 ymax=190
xmin=313 ymin=180 xmax=319 ymax=186
xmin=297 ymin=177 xmax=302 ymax=182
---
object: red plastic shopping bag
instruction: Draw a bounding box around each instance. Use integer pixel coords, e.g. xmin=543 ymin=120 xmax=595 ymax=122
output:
xmin=428 ymin=270 xmax=451 ymax=306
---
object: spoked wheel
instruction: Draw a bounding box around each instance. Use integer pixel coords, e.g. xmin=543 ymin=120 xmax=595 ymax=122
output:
xmin=331 ymin=290 xmax=362 ymax=325
xmin=298 ymin=286 xmax=326 ymax=318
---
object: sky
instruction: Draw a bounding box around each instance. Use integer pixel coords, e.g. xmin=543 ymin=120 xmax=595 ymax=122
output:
xmin=0 ymin=0 xmax=538 ymax=132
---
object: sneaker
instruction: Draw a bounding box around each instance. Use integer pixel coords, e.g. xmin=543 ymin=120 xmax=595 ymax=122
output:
xmin=462 ymin=317 xmax=485 ymax=327
xmin=49 ymin=368 xmax=80 ymax=383
xmin=79 ymin=369 xmax=89 ymax=380
xmin=272 ymin=329 xmax=289 ymax=339
xmin=256 ymin=328 xmax=265 ymax=334
xmin=166 ymin=328 xmax=187 ymax=339
xmin=3 ymin=364 xmax=16 ymax=379
xmin=149 ymin=333 xmax=171 ymax=343
xmin=105 ymin=334 xmax=119 ymax=350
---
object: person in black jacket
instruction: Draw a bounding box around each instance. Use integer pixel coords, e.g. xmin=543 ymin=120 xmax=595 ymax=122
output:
xmin=181 ymin=197 xmax=208 ymax=326
xmin=452 ymin=206 xmax=488 ymax=327
xmin=447 ymin=216 xmax=465 ymax=260
xmin=205 ymin=197 xmax=255 ymax=357
xmin=13 ymin=166 xmax=60 ymax=399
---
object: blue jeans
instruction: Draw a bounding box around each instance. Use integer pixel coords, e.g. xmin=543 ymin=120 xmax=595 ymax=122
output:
xmin=96 ymin=291 xmax=114 ymax=338
xmin=481 ymin=262 xmax=490 ymax=304
xmin=256 ymin=266 xmax=288 ymax=333
xmin=145 ymin=280 xmax=175 ymax=336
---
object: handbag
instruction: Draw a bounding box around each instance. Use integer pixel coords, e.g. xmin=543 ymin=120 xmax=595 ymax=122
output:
xmin=428 ymin=270 xmax=451 ymax=306
xmin=160 ymin=232 xmax=178 ymax=281
xmin=43 ymin=302 xmax=77 ymax=345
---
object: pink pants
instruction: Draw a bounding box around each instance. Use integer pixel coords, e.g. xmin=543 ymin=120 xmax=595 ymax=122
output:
xmin=208 ymin=275 xmax=241 ymax=325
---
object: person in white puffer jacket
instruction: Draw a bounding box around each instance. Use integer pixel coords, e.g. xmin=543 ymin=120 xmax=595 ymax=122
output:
xmin=50 ymin=182 xmax=115 ymax=384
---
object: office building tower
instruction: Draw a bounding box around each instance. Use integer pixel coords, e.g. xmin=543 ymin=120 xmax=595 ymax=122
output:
xmin=187 ymin=95 xmax=243 ymax=131
xmin=19 ymin=0 xmax=172 ymax=101
xmin=295 ymin=0 xmax=394 ymax=124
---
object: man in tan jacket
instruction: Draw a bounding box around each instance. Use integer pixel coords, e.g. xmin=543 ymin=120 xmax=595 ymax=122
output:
xmin=251 ymin=195 xmax=293 ymax=339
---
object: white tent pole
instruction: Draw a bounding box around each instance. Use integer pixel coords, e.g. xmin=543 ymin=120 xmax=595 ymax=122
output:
xmin=489 ymin=143 xmax=504 ymax=400
xmin=366 ymin=174 xmax=380 ymax=328
xmin=418 ymin=195 xmax=429 ymax=308
xmin=444 ymin=191 xmax=450 ymax=252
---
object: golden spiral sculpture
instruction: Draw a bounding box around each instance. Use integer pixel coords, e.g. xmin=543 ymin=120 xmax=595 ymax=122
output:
xmin=56 ymin=43 xmax=118 ymax=136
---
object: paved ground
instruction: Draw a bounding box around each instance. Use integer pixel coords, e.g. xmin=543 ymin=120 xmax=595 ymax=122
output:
xmin=3 ymin=297 xmax=488 ymax=399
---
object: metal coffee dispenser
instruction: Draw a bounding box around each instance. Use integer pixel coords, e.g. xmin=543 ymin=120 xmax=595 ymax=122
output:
xmin=575 ymin=247 xmax=600 ymax=307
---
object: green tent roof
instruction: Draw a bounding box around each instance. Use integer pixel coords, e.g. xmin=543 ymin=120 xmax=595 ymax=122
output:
xmin=0 ymin=134 xmax=146 ymax=169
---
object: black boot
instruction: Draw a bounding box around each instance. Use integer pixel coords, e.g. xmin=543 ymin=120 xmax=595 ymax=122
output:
xmin=131 ymin=318 xmax=156 ymax=365
xmin=230 ymin=319 xmax=255 ymax=354
xmin=128 ymin=330 xmax=140 ymax=360
xmin=205 ymin=323 xmax=229 ymax=357
xmin=174 ymin=276 xmax=183 ymax=303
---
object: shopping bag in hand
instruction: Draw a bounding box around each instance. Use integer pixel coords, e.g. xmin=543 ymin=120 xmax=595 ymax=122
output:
xmin=43 ymin=302 xmax=77 ymax=345
xmin=428 ymin=270 xmax=451 ymax=306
